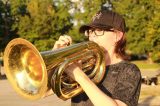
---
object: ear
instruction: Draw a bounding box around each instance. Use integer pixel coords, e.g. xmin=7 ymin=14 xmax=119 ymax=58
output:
xmin=115 ymin=31 xmax=124 ymax=42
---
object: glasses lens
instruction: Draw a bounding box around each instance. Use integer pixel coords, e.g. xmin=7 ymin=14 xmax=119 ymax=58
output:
xmin=94 ymin=29 xmax=104 ymax=36
xmin=85 ymin=29 xmax=94 ymax=36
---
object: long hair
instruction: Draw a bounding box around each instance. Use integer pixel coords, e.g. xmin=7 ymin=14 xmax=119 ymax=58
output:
xmin=114 ymin=34 xmax=129 ymax=60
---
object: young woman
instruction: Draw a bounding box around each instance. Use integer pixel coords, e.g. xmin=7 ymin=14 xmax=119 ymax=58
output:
xmin=53 ymin=10 xmax=141 ymax=106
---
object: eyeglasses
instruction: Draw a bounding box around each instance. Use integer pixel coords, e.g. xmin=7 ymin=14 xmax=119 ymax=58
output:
xmin=85 ymin=28 xmax=114 ymax=37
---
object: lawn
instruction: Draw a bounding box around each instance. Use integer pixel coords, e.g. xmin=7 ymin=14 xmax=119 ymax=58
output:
xmin=138 ymin=84 xmax=160 ymax=106
xmin=131 ymin=60 xmax=160 ymax=70
xmin=134 ymin=60 xmax=160 ymax=105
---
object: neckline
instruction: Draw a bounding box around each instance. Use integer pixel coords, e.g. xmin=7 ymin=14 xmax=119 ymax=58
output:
xmin=107 ymin=60 xmax=126 ymax=67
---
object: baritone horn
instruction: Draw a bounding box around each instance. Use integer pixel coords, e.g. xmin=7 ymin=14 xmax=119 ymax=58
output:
xmin=3 ymin=38 xmax=106 ymax=100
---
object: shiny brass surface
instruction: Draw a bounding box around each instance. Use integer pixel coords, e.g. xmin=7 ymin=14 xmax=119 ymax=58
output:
xmin=4 ymin=38 xmax=106 ymax=101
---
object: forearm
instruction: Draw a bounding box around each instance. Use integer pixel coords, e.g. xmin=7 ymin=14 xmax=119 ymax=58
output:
xmin=75 ymin=69 xmax=118 ymax=106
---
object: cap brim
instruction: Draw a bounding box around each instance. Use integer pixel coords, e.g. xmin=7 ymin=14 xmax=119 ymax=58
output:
xmin=79 ymin=24 xmax=113 ymax=33
xmin=79 ymin=25 xmax=91 ymax=33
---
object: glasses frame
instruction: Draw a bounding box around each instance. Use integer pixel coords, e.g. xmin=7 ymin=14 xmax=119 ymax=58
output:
xmin=85 ymin=28 xmax=114 ymax=37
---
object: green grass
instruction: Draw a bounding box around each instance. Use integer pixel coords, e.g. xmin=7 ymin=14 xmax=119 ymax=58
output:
xmin=131 ymin=60 xmax=160 ymax=70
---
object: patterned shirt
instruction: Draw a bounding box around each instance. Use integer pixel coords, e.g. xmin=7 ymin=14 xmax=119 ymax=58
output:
xmin=71 ymin=61 xmax=142 ymax=106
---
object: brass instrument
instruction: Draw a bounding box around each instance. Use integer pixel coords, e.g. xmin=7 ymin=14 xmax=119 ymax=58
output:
xmin=4 ymin=38 xmax=106 ymax=101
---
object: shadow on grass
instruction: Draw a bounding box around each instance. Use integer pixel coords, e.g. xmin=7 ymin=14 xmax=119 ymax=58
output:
xmin=138 ymin=96 xmax=155 ymax=106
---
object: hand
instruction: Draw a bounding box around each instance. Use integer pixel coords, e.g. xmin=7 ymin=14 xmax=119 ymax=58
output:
xmin=53 ymin=35 xmax=72 ymax=50
xmin=65 ymin=61 xmax=83 ymax=81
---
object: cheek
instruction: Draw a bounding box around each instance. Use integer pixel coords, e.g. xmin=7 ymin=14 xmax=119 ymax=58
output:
xmin=98 ymin=36 xmax=116 ymax=47
xmin=89 ymin=33 xmax=116 ymax=50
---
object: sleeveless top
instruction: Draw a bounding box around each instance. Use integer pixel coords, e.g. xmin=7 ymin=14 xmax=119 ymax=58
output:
xmin=71 ymin=61 xmax=142 ymax=106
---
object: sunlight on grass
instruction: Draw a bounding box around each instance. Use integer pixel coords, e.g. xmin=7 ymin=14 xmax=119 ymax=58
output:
xmin=131 ymin=60 xmax=160 ymax=70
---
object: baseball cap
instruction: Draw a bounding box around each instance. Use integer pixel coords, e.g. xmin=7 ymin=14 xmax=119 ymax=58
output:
xmin=79 ymin=10 xmax=126 ymax=33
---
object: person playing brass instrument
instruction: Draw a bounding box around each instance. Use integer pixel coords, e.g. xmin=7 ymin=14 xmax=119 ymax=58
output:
xmin=52 ymin=9 xmax=142 ymax=106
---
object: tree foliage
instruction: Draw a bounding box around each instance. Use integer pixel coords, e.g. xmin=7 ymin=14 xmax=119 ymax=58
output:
xmin=0 ymin=0 xmax=14 ymax=51
xmin=9 ymin=0 xmax=73 ymax=51
xmin=0 ymin=0 xmax=160 ymax=62
xmin=68 ymin=0 xmax=110 ymax=43
xmin=112 ymin=0 xmax=160 ymax=62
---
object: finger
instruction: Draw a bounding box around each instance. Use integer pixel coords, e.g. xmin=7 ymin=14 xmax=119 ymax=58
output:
xmin=53 ymin=40 xmax=67 ymax=49
xmin=59 ymin=36 xmax=71 ymax=46
xmin=63 ymin=35 xmax=72 ymax=44
xmin=76 ymin=60 xmax=82 ymax=68
xmin=77 ymin=60 xmax=82 ymax=63
xmin=53 ymin=35 xmax=72 ymax=50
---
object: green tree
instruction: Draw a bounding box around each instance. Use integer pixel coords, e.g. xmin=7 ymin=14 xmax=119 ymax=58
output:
xmin=112 ymin=0 xmax=160 ymax=62
xmin=0 ymin=0 xmax=15 ymax=52
xmin=68 ymin=0 xmax=111 ymax=43
xmin=0 ymin=0 xmax=5 ymax=44
xmin=4 ymin=0 xmax=160 ymax=63
xmin=10 ymin=0 xmax=73 ymax=51
xmin=146 ymin=0 xmax=160 ymax=62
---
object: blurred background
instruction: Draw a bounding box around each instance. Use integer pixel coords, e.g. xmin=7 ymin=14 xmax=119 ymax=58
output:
xmin=0 ymin=0 xmax=160 ymax=106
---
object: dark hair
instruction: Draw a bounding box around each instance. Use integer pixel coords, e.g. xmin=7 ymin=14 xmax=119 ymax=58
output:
xmin=114 ymin=33 xmax=129 ymax=60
